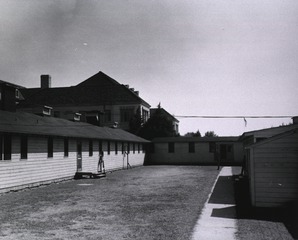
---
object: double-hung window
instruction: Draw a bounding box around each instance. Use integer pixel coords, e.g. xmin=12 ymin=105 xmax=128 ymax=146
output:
xmin=21 ymin=136 xmax=28 ymax=159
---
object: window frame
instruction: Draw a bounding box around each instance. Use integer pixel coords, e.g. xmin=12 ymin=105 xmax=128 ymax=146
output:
xmin=20 ymin=136 xmax=28 ymax=159
xmin=209 ymin=142 xmax=216 ymax=153
xmin=168 ymin=142 xmax=175 ymax=153
xmin=115 ymin=141 xmax=118 ymax=155
xmin=64 ymin=138 xmax=69 ymax=157
xmin=89 ymin=140 xmax=93 ymax=156
xmin=189 ymin=142 xmax=195 ymax=153
xmin=48 ymin=137 xmax=53 ymax=158
xmin=107 ymin=141 xmax=110 ymax=155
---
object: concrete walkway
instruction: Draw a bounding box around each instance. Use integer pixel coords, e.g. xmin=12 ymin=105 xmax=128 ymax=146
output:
xmin=191 ymin=167 xmax=237 ymax=240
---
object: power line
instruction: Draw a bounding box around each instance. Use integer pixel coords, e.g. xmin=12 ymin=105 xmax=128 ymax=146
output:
xmin=175 ymin=115 xmax=294 ymax=119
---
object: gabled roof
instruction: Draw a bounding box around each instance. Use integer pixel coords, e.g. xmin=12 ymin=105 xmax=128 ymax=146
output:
xmin=0 ymin=110 xmax=149 ymax=142
xmin=19 ymin=71 xmax=151 ymax=108
xmin=246 ymin=128 xmax=298 ymax=149
xmin=0 ymin=80 xmax=25 ymax=89
xmin=240 ymin=123 xmax=298 ymax=140
xmin=150 ymin=108 xmax=179 ymax=123
xmin=152 ymin=136 xmax=239 ymax=143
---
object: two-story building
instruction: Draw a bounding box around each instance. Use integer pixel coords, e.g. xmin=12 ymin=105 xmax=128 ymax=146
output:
xmin=18 ymin=71 xmax=151 ymax=131
xmin=0 ymin=80 xmax=25 ymax=111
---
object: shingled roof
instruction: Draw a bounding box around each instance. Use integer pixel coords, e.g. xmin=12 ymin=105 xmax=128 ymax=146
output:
xmin=0 ymin=110 xmax=149 ymax=142
xmin=19 ymin=71 xmax=150 ymax=108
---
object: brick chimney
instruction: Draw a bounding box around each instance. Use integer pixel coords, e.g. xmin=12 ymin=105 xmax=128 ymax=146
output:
xmin=292 ymin=116 xmax=298 ymax=125
xmin=41 ymin=75 xmax=51 ymax=89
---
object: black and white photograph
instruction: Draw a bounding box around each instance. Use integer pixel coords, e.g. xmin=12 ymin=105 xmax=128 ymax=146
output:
xmin=0 ymin=0 xmax=297 ymax=239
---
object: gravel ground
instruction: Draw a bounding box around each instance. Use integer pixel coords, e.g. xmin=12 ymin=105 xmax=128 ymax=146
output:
xmin=0 ymin=166 xmax=219 ymax=240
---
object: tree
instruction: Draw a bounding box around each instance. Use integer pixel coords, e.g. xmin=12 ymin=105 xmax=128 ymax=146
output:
xmin=129 ymin=107 xmax=142 ymax=135
xmin=204 ymin=131 xmax=218 ymax=137
xmin=184 ymin=130 xmax=201 ymax=137
xmin=138 ymin=108 xmax=176 ymax=140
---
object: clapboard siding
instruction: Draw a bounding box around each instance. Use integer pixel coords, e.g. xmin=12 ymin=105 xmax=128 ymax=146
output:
xmin=250 ymin=131 xmax=298 ymax=207
xmin=149 ymin=142 xmax=216 ymax=164
xmin=148 ymin=141 xmax=243 ymax=165
xmin=0 ymin=135 xmax=146 ymax=193
xmin=103 ymin=152 xmax=145 ymax=171
xmin=255 ymin=166 xmax=298 ymax=173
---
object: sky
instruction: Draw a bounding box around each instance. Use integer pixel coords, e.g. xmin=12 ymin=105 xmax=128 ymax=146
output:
xmin=0 ymin=0 xmax=297 ymax=136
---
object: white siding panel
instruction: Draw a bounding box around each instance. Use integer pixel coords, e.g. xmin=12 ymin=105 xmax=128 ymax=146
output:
xmin=0 ymin=135 xmax=77 ymax=192
xmin=252 ymin=132 xmax=298 ymax=207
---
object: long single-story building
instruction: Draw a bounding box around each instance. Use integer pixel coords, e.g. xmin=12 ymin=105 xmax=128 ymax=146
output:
xmin=146 ymin=136 xmax=243 ymax=166
xmin=0 ymin=110 xmax=149 ymax=193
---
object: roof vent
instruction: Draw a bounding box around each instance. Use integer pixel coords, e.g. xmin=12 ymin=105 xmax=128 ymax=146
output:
xmin=134 ymin=91 xmax=139 ymax=96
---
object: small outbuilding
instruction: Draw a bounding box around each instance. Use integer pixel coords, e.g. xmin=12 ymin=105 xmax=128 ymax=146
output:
xmin=246 ymin=128 xmax=298 ymax=207
xmin=0 ymin=110 xmax=149 ymax=193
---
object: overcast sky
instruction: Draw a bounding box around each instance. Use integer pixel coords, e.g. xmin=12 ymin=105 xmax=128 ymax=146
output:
xmin=1 ymin=0 xmax=297 ymax=136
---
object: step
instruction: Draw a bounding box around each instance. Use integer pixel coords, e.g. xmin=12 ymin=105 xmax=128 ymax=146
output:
xmin=74 ymin=172 xmax=106 ymax=179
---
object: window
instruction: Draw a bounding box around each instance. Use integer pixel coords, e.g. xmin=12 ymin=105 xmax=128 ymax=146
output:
xmin=104 ymin=110 xmax=111 ymax=122
xmin=115 ymin=141 xmax=118 ymax=155
xmin=127 ymin=142 xmax=130 ymax=154
xmin=15 ymin=89 xmax=20 ymax=99
xmin=120 ymin=108 xmax=134 ymax=122
xmin=168 ymin=142 xmax=175 ymax=153
xmin=121 ymin=142 xmax=124 ymax=154
xmin=142 ymin=108 xmax=149 ymax=123
xmin=43 ymin=106 xmax=52 ymax=116
xmin=133 ymin=143 xmax=135 ymax=154
xmin=0 ymin=135 xmax=11 ymax=160
xmin=209 ymin=142 xmax=216 ymax=153
xmin=227 ymin=145 xmax=232 ymax=153
xmin=20 ymin=136 xmax=28 ymax=159
xmin=189 ymin=142 xmax=195 ymax=153
xmin=73 ymin=113 xmax=81 ymax=122
xmin=107 ymin=141 xmax=110 ymax=155
xmin=0 ymin=136 xmax=2 ymax=160
xmin=89 ymin=140 xmax=93 ymax=156
xmin=138 ymin=143 xmax=140 ymax=153
xmin=64 ymin=138 xmax=69 ymax=157
xmin=48 ymin=137 xmax=53 ymax=158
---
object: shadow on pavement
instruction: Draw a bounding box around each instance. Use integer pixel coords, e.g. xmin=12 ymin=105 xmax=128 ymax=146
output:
xmin=233 ymin=174 xmax=298 ymax=240
xmin=211 ymin=206 xmax=237 ymax=219
xmin=208 ymin=176 xmax=235 ymax=205
xmin=208 ymin=170 xmax=298 ymax=239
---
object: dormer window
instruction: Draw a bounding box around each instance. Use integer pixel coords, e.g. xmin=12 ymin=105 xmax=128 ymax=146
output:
xmin=74 ymin=113 xmax=81 ymax=122
xmin=43 ymin=106 xmax=52 ymax=116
